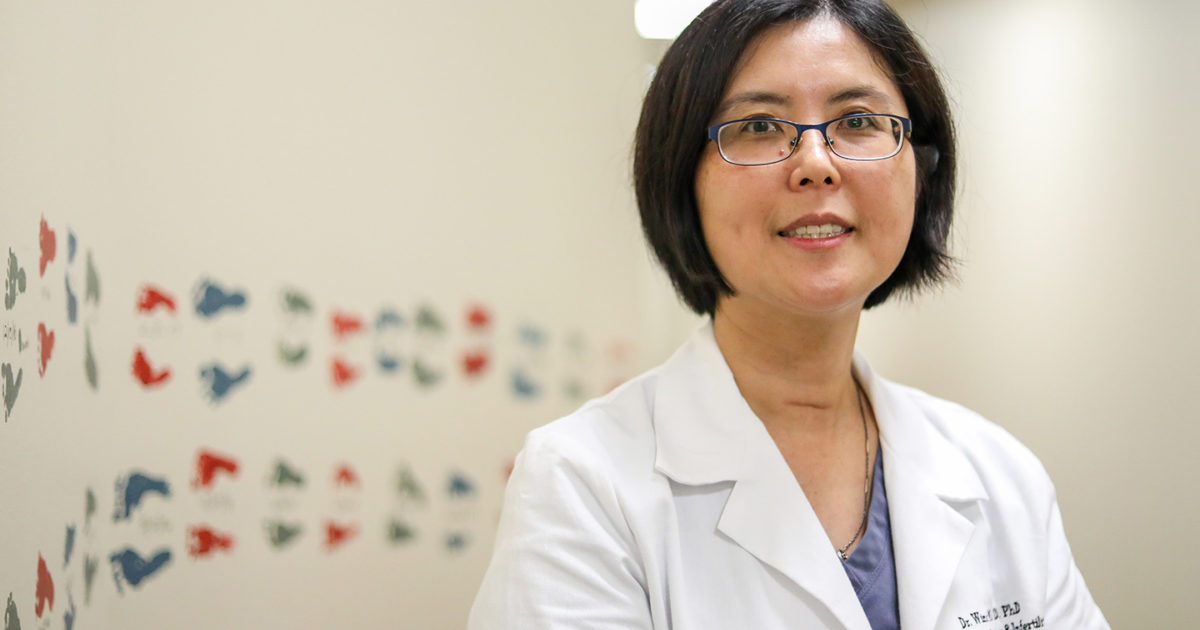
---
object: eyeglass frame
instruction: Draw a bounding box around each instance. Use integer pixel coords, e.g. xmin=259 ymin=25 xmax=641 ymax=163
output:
xmin=706 ymin=113 xmax=913 ymax=166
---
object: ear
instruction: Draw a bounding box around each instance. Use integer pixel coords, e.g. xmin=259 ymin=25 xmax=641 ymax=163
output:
xmin=913 ymin=143 xmax=940 ymax=196
xmin=914 ymin=143 xmax=940 ymax=173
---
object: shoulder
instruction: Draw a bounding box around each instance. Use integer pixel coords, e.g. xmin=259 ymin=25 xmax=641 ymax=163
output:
xmin=885 ymin=380 xmax=1057 ymax=502
xmin=879 ymin=382 xmax=1109 ymax=627
xmin=471 ymin=375 xmax=667 ymax=628
xmin=894 ymin=383 xmax=1040 ymax=462
xmin=520 ymin=367 xmax=663 ymax=489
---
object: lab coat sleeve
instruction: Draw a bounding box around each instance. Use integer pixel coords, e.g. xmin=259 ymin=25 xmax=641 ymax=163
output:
xmin=468 ymin=427 xmax=654 ymax=630
xmin=1043 ymin=484 xmax=1110 ymax=629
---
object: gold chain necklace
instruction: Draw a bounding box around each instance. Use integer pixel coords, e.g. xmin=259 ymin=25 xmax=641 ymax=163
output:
xmin=836 ymin=383 xmax=871 ymax=562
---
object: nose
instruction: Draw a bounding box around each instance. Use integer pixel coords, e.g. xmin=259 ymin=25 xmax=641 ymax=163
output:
xmin=787 ymin=128 xmax=840 ymax=190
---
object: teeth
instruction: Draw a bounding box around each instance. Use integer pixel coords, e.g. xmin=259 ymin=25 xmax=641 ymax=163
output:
xmin=785 ymin=224 xmax=847 ymax=239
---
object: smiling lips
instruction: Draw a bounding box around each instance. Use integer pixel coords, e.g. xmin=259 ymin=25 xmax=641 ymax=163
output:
xmin=777 ymin=212 xmax=854 ymax=249
xmin=781 ymin=223 xmax=849 ymax=239
xmin=778 ymin=214 xmax=854 ymax=244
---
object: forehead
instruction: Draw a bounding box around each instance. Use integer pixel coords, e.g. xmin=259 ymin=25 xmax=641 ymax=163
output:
xmin=720 ymin=17 xmax=905 ymax=114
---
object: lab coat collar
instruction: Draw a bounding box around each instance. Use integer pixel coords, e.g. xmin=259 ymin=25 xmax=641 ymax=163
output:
xmin=855 ymin=353 xmax=990 ymax=630
xmin=653 ymin=321 xmax=989 ymax=630
xmin=651 ymin=321 xmax=757 ymax=484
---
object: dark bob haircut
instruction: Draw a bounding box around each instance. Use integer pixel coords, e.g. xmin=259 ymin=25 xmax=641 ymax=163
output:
xmin=634 ymin=0 xmax=956 ymax=315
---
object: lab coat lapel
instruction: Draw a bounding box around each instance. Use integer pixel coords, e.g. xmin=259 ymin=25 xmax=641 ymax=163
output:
xmin=854 ymin=354 xmax=990 ymax=630
xmin=653 ymin=324 xmax=870 ymax=630
xmin=717 ymin=459 xmax=872 ymax=630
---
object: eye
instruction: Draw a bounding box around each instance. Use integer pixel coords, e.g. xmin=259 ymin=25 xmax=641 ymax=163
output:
xmin=736 ymin=119 xmax=785 ymax=136
xmin=842 ymin=116 xmax=878 ymax=131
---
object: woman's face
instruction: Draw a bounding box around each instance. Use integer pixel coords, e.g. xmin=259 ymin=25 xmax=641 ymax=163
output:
xmin=695 ymin=17 xmax=916 ymax=319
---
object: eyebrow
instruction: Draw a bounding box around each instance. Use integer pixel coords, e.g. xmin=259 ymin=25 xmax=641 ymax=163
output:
xmin=713 ymin=85 xmax=897 ymax=120
xmin=827 ymin=85 xmax=896 ymax=107
xmin=712 ymin=91 xmax=790 ymax=121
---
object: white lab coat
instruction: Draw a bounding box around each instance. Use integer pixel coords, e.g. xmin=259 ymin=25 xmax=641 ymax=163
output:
xmin=469 ymin=322 xmax=1108 ymax=629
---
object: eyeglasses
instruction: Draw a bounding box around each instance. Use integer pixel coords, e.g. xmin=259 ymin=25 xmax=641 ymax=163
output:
xmin=706 ymin=113 xmax=912 ymax=165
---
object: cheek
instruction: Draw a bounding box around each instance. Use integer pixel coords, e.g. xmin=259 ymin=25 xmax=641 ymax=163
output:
xmin=693 ymin=162 xmax=720 ymax=254
xmin=694 ymin=155 xmax=747 ymax=253
xmin=694 ymin=158 xmax=716 ymax=226
xmin=847 ymin=161 xmax=917 ymax=271
xmin=874 ymin=159 xmax=918 ymax=243
xmin=885 ymin=189 xmax=917 ymax=260
xmin=899 ymin=168 xmax=918 ymax=238
xmin=892 ymin=178 xmax=917 ymax=234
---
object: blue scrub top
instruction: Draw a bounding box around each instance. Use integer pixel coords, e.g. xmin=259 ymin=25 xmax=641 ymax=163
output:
xmin=841 ymin=447 xmax=901 ymax=630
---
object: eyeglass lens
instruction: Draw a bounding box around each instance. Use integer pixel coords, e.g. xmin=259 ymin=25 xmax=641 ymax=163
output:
xmin=717 ymin=115 xmax=904 ymax=165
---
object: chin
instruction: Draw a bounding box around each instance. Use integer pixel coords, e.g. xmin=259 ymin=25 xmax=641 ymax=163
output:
xmin=783 ymin=277 xmax=872 ymax=311
xmin=787 ymin=295 xmax=867 ymax=317
xmin=751 ymin=286 xmax=868 ymax=319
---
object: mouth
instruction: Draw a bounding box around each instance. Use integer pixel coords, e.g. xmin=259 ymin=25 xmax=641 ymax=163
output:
xmin=778 ymin=223 xmax=852 ymax=239
xmin=776 ymin=214 xmax=854 ymax=248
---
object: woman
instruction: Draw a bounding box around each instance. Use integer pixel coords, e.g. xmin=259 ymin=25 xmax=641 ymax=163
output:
xmin=470 ymin=1 xmax=1109 ymax=628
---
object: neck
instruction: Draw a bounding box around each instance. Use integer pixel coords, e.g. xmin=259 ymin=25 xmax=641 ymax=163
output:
xmin=712 ymin=296 xmax=862 ymax=436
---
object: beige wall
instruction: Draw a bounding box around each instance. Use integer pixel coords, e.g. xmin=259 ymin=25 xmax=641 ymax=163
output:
xmin=0 ymin=1 xmax=654 ymax=628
